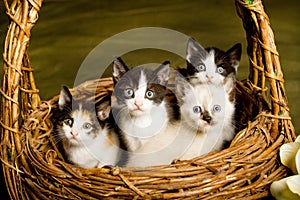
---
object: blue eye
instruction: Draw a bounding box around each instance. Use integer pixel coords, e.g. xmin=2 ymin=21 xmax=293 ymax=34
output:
xmin=196 ymin=64 xmax=206 ymax=72
xmin=83 ymin=122 xmax=92 ymax=129
xmin=213 ymin=105 xmax=221 ymax=112
xmin=217 ymin=66 xmax=224 ymax=74
xmin=124 ymin=88 xmax=134 ymax=98
xmin=193 ymin=106 xmax=202 ymax=113
xmin=145 ymin=90 xmax=154 ymax=99
xmin=63 ymin=118 xmax=73 ymax=126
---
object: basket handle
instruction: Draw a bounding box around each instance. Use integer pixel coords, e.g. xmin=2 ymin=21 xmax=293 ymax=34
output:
xmin=1 ymin=1 xmax=43 ymax=198
xmin=1 ymin=0 xmax=42 ymax=128
xmin=235 ymin=0 xmax=295 ymax=140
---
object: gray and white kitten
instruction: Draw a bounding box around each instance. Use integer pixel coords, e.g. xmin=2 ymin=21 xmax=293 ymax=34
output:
xmin=111 ymin=57 xmax=171 ymax=154
xmin=185 ymin=37 xmax=241 ymax=86
xmin=175 ymin=75 xmax=236 ymax=159
xmin=52 ymin=86 xmax=121 ymax=169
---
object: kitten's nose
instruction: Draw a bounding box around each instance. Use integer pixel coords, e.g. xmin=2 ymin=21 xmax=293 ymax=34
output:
xmin=206 ymin=74 xmax=213 ymax=79
xmin=71 ymin=131 xmax=78 ymax=137
xmin=134 ymin=101 xmax=143 ymax=109
xmin=202 ymin=111 xmax=212 ymax=123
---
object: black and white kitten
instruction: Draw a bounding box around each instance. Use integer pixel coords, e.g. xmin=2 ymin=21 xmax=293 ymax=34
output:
xmin=185 ymin=37 xmax=241 ymax=86
xmin=112 ymin=58 xmax=197 ymax=167
xmin=111 ymin=57 xmax=171 ymax=154
xmin=51 ymin=86 xmax=121 ymax=169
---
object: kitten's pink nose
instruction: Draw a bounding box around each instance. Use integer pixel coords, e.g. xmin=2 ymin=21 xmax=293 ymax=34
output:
xmin=71 ymin=131 xmax=78 ymax=137
xmin=206 ymin=74 xmax=213 ymax=79
xmin=134 ymin=100 xmax=143 ymax=110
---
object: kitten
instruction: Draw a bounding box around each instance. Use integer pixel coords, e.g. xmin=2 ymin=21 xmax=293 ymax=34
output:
xmin=51 ymin=86 xmax=121 ymax=169
xmin=175 ymin=75 xmax=236 ymax=159
xmin=185 ymin=37 xmax=241 ymax=86
xmin=111 ymin=57 xmax=171 ymax=154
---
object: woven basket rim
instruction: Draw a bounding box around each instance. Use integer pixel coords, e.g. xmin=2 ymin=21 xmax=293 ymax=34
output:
xmin=0 ymin=0 xmax=296 ymax=199
xmin=18 ymin=77 xmax=288 ymax=198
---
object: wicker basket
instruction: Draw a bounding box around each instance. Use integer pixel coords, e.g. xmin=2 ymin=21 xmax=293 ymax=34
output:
xmin=0 ymin=0 xmax=296 ymax=199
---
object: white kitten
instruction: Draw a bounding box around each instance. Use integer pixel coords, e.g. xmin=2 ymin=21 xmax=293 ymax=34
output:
xmin=176 ymin=75 xmax=236 ymax=159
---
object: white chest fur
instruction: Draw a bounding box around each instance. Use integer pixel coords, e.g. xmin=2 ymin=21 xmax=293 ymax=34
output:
xmin=66 ymin=130 xmax=121 ymax=168
xmin=117 ymin=102 xmax=169 ymax=152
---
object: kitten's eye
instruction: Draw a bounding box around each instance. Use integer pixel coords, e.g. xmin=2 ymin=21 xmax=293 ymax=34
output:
xmin=193 ymin=106 xmax=202 ymax=113
xmin=216 ymin=66 xmax=224 ymax=74
xmin=63 ymin=119 xmax=73 ymax=126
xmin=145 ymin=90 xmax=154 ymax=99
xmin=213 ymin=105 xmax=222 ymax=112
xmin=83 ymin=122 xmax=92 ymax=130
xmin=196 ymin=64 xmax=206 ymax=72
xmin=124 ymin=88 xmax=134 ymax=98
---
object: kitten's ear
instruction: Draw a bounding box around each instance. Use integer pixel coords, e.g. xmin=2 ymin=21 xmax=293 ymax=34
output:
xmin=112 ymin=57 xmax=129 ymax=84
xmin=186 ymin=37 xmax=207 ymax=63
xmin=97 ymin=99 xmax=111 ymax=121
xmin=175 ymin=75 xmax=192 ymax=103
xmin=58 ymin=86 xmax=72 ymax=110
xmin=154 ymin=61 xmax=170 ymax=86
xmin=223 ymin=74 xmax=235 ymax=94
xmin=225 ymin=43 xmax=242 ymax=71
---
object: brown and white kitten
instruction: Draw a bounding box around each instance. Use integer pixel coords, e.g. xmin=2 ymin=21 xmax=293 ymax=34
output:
xmin=185 ymin=37 xmax=241 ymax=86
xmin=111 ymin=57 xmax=171 ymax=154
xmin=51 ymin=86 xmax=121 ymax=169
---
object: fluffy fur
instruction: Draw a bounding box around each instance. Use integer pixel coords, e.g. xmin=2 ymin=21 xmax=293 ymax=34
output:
xmin=175 ymin=75 xmax=236 ymax=159
xmin=125 ymin=119 xmax=185 ymax=167
xmin=185 ymin=37 xmax=241 ymax=86
xmin=51 ymin=86 xmax=121 ymax=169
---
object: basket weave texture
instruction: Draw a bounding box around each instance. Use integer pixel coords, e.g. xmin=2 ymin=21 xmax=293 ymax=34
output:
xmin=0 ymin=0 xmax=296 ymax=199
